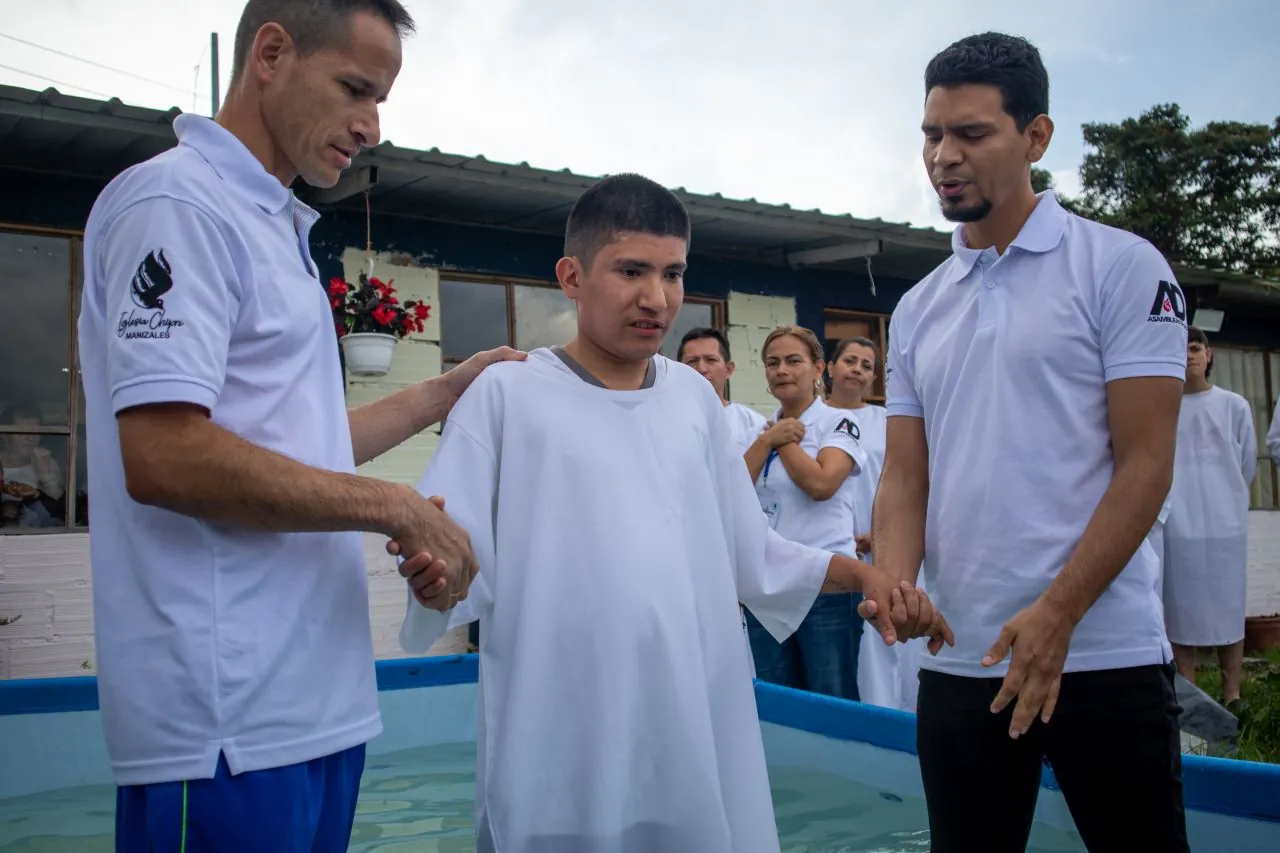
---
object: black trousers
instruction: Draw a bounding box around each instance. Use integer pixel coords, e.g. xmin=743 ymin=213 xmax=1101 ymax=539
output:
xmin=917 ymin=663 xmax=1189 ymax=853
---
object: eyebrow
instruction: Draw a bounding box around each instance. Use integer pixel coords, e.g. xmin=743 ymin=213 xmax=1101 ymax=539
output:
xmin=614 ymin=258 xmax=687 ymax=273
xmin=921 ymin=121 xmax=999 ymax=135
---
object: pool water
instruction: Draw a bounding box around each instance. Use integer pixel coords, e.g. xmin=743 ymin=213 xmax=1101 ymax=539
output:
xmin=0 ymin=741 xmax=1086 ymax=852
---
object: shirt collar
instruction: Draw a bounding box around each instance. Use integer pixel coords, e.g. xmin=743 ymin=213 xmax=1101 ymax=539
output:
xmin=943 ymin=190 xmax=1068 ymax=285
xmin=173 ymin=114 xmax=293 ymax=216
xmin=772 ymin=396 xmax=825 ymax=424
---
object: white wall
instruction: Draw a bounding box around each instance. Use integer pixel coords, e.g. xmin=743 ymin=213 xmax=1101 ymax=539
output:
xmin=3 ymin=260 xmax=1280 ymax=679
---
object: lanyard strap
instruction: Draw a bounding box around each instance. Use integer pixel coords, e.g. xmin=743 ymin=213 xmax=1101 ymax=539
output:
xmin=762 ymin=448 xmax=779 ymax=487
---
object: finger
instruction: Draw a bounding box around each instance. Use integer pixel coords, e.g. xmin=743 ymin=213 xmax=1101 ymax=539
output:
xmin=861 ymin=594 xmax=897 ymax=645
xmin=397 ymin=551 xmax=437 ymax=578
xmin=410 ymin=567 xmax=447 ymax=596
xmin=428 ymin=495 xmax=446 ymax=510
xmin=1040 ymin=676 xmax=1062 ymax=725
xmin=982 ymin=624 xmax=1016 ymax=667
xmin=889 ymin=587 xmax=909 ymax=632
xmin=1009 ymin=671 xmax=1050 ymax=738
xmin=912 ymin=591 xmax=935 ymax=640
xmin=927 ymin=613 xmax=956 ymax=654
xmin=386 ymin=540 xmax=402 ymax=557
xmin=989 ymin=660 xmax=1027 ymax=716
xmin=898 ymin=582 xmax=921 ymax=637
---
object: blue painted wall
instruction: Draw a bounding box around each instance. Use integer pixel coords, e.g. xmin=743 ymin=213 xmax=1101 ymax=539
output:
xmin=3 ymin=166 xmax=1277 ymax=348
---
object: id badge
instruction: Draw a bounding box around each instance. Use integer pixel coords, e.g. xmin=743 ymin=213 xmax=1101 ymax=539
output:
xmin=758 ymin=487 xmax=782 ymax=530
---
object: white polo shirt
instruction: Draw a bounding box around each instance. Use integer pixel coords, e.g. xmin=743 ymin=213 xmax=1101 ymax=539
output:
xmin=835 ymin=403 xmax=888 ymax=540
xmin=755 ymin=398 xmax=867 ymax=559
xmin=725 ymin=401 xmax=768 ymax=453
xmin=78 ymin=114 xmax=380 ymax=785
xmin=885 ymin=191 xmax=1186 ymax=678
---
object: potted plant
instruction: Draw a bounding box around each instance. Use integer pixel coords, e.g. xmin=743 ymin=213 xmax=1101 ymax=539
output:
xmin=329 ymin=270 xmax=430 ymax=376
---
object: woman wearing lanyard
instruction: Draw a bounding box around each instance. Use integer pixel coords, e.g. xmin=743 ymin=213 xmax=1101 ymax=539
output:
xmin=742 ymin=325 xmax=868 ymax=700
xmin=826 ymin=337 xmax=922 ymax=711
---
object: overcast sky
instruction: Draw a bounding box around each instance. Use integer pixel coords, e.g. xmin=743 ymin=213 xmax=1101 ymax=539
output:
xmin=2 ymin=0 xmax=1275 ymax=232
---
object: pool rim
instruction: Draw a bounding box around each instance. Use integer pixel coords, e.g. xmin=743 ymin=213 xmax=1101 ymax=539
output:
xmin=1 ymin=653 xmax=1277 ymax=825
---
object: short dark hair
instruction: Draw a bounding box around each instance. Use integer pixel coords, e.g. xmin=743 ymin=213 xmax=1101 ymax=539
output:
xmin=924 ymin=32 xmax=1049 ymax=131
xmin=232 ymin=0 xmax=415 ymax=79
xmin=1188 ymin=326 xmax=1213 ymax=377
xmin=677 ymin=327 xmax=730 ymax=362
xmin=564 ymin=173 xmax=691 ymax=267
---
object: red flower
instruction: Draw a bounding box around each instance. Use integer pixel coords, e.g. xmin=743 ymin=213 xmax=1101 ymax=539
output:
xmin=328 ymin=278 xmax=349 ymax=297
xmin=372 ymin=304 xmax=396 ymax=327
xmin=413 ymin=303 xmax=429 ymax=320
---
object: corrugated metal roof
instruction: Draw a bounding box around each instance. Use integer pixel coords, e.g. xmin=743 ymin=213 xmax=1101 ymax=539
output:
xmin=0 ymin=83 xmax=956 ymax=277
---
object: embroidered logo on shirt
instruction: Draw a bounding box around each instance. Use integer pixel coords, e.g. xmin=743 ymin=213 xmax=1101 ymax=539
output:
xmin=834 ymin=417 xmax=861 ymax=441
xmin=117 ymin=249 xmax=186 ymax=340
xmin=1147 ymin=279 xmax=1187 ymax=327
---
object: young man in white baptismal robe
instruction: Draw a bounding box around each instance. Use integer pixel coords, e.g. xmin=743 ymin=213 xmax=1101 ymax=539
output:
xmin=395 ymin=174 xmax=951 ymax=853
xmin=1163 ymin=326 xmax=1258 ymax=704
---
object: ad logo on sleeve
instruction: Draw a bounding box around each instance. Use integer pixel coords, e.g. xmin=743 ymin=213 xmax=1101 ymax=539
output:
xmin=834 ymin=417 xmax=861 ymax=441
xmin=117 ymin=249 xmax=186 ymax=339
xmin=1147 ymin=279 xmax=1187 ymax=327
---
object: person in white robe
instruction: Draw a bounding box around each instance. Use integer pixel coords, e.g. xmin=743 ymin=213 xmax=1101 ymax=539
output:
xmin=825 ymin=336 xmax=927 ymax=712
xmin=392 ymin=174 xmax=951 ymax=853
xmin=1163 ymin=326 xmax=1258 ymax=704
xmin=677 ymin=325 xmax=769 ymax=677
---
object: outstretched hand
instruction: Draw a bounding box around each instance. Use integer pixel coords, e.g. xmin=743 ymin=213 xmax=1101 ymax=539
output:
xmin=857 ymin=573 xmax=954 ymax=654
xmin=982 ymin=596 xmax=1076 ymax=739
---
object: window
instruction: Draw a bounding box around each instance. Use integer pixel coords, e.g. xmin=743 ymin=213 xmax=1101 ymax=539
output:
xmin=0 ymin=227 xmax=86 ymax=532
xmin=823 ymin=309 xmax=890 ymax=402
xmin=440 ymin=275 xmax=724 ymax=366
xmin=1209 ymin=345 xmax=1279 ymax=510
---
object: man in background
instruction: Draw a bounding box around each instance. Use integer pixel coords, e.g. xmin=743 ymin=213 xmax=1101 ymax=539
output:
xmin=679 ymin=326 xmax=768 ymax=453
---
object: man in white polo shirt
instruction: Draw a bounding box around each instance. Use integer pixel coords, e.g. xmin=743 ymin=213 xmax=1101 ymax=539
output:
xmin=873 ymin=32 xmax=1189 ymax=852
xmin=77 ymin=1 xmax=521 ymax=850
xmin=677 ymin=326 xmax=769 ymax=453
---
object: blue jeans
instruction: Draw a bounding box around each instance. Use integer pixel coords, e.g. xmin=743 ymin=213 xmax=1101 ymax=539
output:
xmin=745 ymin=591 xmax=863 ymax=700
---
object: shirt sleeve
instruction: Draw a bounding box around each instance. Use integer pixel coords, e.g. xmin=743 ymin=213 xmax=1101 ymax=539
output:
xmin=820 ymin=414 xmax=869 ymax=476
xmin=1237 ymin=396 xmax=1258 ymax=487
xmin=1098 ymin=241 xmax=1188 ymax=383
xmin=399 ymin=403 xmax=500 ymax=654
xmin=884 ymin=308 xmax=923 ymax=419
xmin=1267 ymin=399 xmax=1280 ymax=465
xmin=97 ymin=196 xmax=243 ymax=415
xmin=714 ymin=403 xmax=829 ymax=642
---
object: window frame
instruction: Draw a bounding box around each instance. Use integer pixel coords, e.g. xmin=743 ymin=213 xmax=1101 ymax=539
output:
xmin=437 ymin=271 xmax=726 ymax=367
xmin=0 ymin=222 xmax=85 ymax=534
xmin=822 ymin=308 xmax=891 ymax=403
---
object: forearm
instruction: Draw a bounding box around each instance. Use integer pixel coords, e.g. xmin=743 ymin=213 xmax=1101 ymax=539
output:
xmin=123 ymin=413 xmax=414 ymax=536
xmin=870 ymin=472 xmax=927 ymax=585
xmin=743 ymin=438 xmax=772 ymax=482
xmin=1043 ymin=456 xmax=1173 ymax=623
xmin=822 ymin=553 xmax=871 ymax=593
xmin=776 ymin=443 xmax=836 ymax=499
xmin=348 ymin=376 xmax=457 ymax=466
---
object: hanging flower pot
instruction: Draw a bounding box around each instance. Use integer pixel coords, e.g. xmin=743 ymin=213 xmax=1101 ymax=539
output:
xmin=340 ymin=332 xmax=398 ymax=376
xmin=328 ymin=269 xmax=431 ymax=379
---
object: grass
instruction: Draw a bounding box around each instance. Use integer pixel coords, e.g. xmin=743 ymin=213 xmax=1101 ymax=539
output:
xmin=1193 ymin=647 xmax=1280 ymax=764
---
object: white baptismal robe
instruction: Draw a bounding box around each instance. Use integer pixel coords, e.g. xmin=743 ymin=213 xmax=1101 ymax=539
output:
xmin=1163 ymin=386 xmax=1257 ymax=647
xmin=400 ymin=349 xmax=834 ymax=853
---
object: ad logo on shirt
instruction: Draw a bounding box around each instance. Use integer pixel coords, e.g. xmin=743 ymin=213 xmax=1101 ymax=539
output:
xmin=117 ymin=249 xmax=186 ymax=340
xmin=1147 ymin=279 xmax=1187 ymax=327
xmin=834 ymin=417 xmax=861 ymax=441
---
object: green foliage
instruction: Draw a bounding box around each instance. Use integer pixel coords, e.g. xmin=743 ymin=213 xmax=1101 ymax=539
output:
xmin=1195 ymin=648 xmax=1280 ymax=764
xmin=1068 ymin=104 xmax=1280 ymax=278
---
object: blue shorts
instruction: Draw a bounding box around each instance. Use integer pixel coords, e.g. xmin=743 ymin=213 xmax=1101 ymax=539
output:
xmin=114 ymin=743 xmax=366 ymax=853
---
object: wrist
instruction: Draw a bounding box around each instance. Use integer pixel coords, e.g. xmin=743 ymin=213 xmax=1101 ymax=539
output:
xmin=1041 ymin=582 xmax=1086 ymax=626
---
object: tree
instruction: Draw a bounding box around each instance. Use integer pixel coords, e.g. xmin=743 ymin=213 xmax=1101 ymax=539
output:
xmin=1065 ymin=104 xmax=1280 ymax=278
